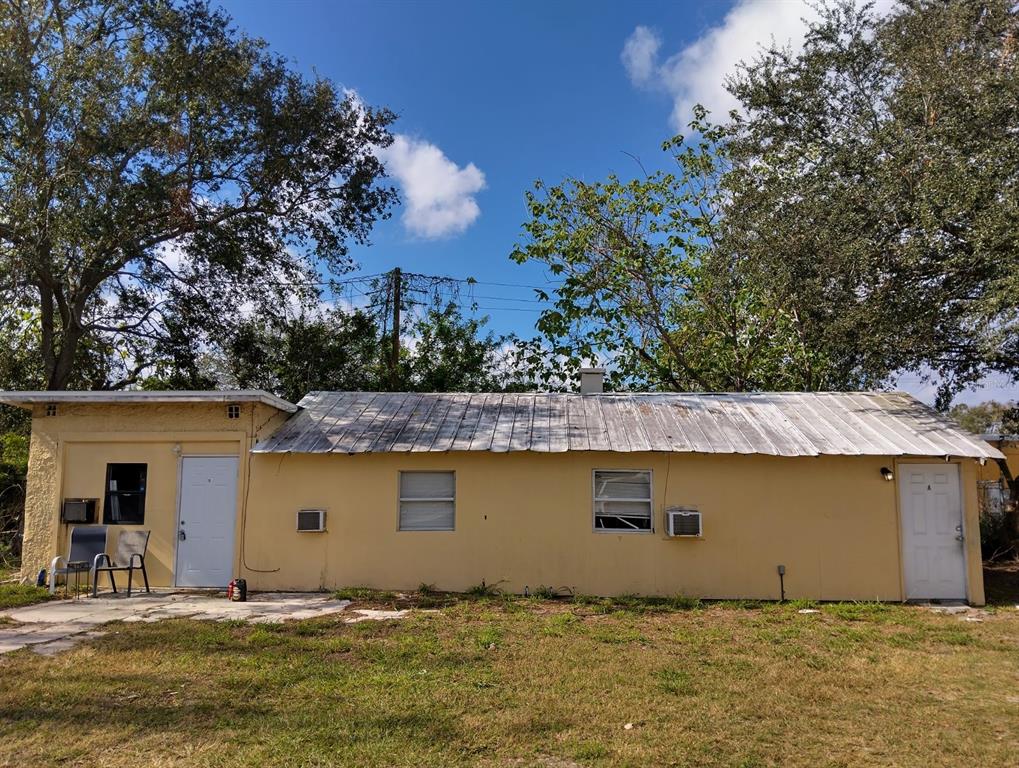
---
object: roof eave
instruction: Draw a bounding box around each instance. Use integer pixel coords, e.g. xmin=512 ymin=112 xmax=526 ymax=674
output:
xmin=0 ymin=390 xmax=298 ymax=413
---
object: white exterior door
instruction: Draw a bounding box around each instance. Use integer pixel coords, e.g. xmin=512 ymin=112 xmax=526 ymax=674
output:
xmin=898 ymin=463 xmax=967 ymax=600
xmin=175 ymin=456 xmax=239 ymax=588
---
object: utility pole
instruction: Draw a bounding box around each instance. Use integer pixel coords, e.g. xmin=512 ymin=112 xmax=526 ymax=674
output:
xmin=390 ymin=267 xmax=401 ymax=390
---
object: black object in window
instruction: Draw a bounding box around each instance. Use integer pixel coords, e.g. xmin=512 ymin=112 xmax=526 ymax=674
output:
xmin=103 ymin=463 xmax=147 ymax=524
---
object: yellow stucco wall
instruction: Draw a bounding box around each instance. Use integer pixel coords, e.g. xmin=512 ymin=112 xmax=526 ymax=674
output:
xmin=19 ymin=402 xmax=986 ymax=604
xmin=19 ymin=401 xmax=287 ymax=584
xmin=241 ymin=451 xmax=985 ymax=604
xmin=977 ymin=440 xmax=1019 ymax=482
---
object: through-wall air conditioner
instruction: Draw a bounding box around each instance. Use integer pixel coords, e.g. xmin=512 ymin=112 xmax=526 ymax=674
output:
xmin=665 ymin=508 xmax=702 ymax=538
xmin=296 ymin=509 xmax=326 ymax=532
xmin=61 ymin=498 xmax=97 ymax=524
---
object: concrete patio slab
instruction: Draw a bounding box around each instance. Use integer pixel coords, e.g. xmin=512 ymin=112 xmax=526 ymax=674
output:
xmin=0 ymin=591 xmax=362 ymax=656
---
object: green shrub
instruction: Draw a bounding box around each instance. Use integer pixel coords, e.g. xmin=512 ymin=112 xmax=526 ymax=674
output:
xmin=464 ymin=581 xmax=503 ymax=597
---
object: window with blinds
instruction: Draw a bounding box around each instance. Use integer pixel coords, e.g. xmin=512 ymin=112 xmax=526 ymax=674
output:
xmin=399 ymin=471 xmax=455 ymax=531
xmin=593 ymin=469 xmax=653 ymax=532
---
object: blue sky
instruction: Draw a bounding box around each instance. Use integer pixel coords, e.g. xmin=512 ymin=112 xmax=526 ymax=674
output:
xmin=219 ymin=0 xmax=1015 ymax=405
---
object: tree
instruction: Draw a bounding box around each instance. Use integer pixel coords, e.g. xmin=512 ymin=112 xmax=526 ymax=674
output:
xmin=724 ymin=0 xmax=1019 ymax=408
xmin=511 ymin=114 xmax=864 ymax=392
xmin=0 ymin=0 xmax=397 ymax=391
xmin=948 ymin=401 xmax=1019 ymax=435
xmin=163 ymin=302 xmax=515 ymax=402
xmin=221 ymin=309 xmax=383 ymax=405
xmin=404 ymin=302 xmax=509 ymax=392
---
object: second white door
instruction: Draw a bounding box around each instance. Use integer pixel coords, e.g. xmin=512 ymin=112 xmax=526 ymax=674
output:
xmin=175 ymin=456 xmax=239 ymax=588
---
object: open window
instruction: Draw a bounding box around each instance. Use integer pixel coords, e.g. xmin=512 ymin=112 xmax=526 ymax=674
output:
xmin=399 ymin=471 xmax=455 ymax=531
xmin=593 ymin=470 xmax=652 ymax=532
xmin=103 ymin=463 xmax=147 ymax=525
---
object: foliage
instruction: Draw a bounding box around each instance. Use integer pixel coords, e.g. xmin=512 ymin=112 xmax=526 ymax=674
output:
xmin=0 ymin=0 xmax=396 ymax=391
xmin=403 ymin=302 xmax=511 ymax=392
xmin=223 ymin=309 xmax=383 ymax=404
xmin=0 ymin=582 xmax=53 ymax=610
xmin=0 ymin=433 xmax=28 ymax=565
xmin=513 ymin=1 xmax=1019 ymax=401
xmin=723 ymin=0 xmax=1019 ymax=407
xmin=175 ymin=302 xmax=517 ymax=401
xmin=949 ymin=401 xmax=1019 ymax=435
xmin=512 ymin=113 xmax=834 ymax=391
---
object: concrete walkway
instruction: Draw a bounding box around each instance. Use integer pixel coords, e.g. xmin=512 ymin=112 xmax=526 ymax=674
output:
xmin=0 ymin=592 xmax=406 ymax=656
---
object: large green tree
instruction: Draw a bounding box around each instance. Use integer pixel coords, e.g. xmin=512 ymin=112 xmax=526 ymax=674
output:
xmin=513 ymin=0 xmax=1018 ymax=401
xmin=511 ymin=114 xmax=858 ymax=392
xmin=0 ymin=0 xmax=396 ymax=391
xmin=724 ymin=0 xmax=1019 ymax=407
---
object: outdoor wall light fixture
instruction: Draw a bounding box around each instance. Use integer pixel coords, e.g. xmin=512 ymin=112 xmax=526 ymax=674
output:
xmin=880 ymin=467 xmax=894 ymax=481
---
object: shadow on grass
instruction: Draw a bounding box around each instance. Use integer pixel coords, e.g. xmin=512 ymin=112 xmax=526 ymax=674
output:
xmin=983 ymin=561 xmax=1019 ymax=606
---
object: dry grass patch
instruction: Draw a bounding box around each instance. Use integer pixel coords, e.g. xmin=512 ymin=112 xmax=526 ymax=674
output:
xmin=1 ymin=599 xmax=1018 ymax=767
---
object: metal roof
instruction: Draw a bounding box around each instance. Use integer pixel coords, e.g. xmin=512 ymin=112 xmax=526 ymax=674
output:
xmin=252 ymin=391 xmax=1003 ymax=459
xmin=0 ymin=390 xmax=298 ymax=413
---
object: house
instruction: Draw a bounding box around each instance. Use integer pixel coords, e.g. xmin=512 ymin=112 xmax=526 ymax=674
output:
xmin=976 ymin=433 xmax=1018 ymax=524
xmin=1 ymin=376 xmax=1004 ymax=604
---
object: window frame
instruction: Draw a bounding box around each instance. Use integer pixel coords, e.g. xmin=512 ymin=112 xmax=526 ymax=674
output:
xmin=398 ymin=470 xmax=456 ymax=532
xmin=592 ymin=468 xmax=654 ymax=534
xmin=102 ymin=462 xmax=148 ymax=525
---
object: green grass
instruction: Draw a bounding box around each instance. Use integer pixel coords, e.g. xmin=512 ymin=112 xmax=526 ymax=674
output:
xmin=0 ymin=583 xmax=53 ymax=610
xmin=0 ymin=567 xmax=53 ymax=610
xmin=1 ymin=596 xmax=1017 ymax=767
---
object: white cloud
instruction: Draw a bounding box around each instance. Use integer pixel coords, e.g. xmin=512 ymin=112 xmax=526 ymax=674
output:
xmin=624 ymin=0 xmax=893 ymax=131
xmin=621 ymin=25 xmax=662 ymax=86
xmin=381 ymin=134 xmax=486 ymax=239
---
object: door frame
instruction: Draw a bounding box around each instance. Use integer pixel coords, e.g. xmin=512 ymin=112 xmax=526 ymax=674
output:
xmin=895 ymin=460 xmax=969 ymax=602
xmin=173 ymin=454 xmax=240 ymax=588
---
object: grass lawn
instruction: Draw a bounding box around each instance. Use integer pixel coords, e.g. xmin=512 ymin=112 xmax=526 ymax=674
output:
xmin=1 ymin=591 xmax=1018 ymax=768
xmin=0 ymin=567 xmax=52 ymax=611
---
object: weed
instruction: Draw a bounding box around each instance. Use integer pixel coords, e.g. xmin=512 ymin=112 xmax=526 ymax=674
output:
xmin=464 ymin=580 xmax=503 ymax=598
xmin=334 ymin=586 xmax=396 ymax=601
xmin=417 ymin=582 xmax=436 ymax=594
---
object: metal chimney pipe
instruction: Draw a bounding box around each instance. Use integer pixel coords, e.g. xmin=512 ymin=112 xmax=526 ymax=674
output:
xmin=579 ymin=367 xmax=605 ymax=394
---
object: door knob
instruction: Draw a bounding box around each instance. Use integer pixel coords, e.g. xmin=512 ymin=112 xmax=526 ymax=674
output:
xmin=178 ymin=529 xmax=186 ymax=541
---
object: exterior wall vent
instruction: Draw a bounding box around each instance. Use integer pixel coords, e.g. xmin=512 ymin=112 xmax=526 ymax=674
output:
xmin=666 ymin=508 xmax=702 ymax=538
xmin=296 ymin=509 xmax=326 ymax=532
xmin=227 ymin=403 xmax=241 ymax=419
xmin=45 ymin=403 xmax=58 ymax=417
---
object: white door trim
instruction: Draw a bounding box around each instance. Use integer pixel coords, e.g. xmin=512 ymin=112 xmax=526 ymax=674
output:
xmin=173 ymin=455 xmax=239 ymax=588
xmin=897 ymin=462 xmax=968 ymax=601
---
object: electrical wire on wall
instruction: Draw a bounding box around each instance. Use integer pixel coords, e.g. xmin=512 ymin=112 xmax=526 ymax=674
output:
xmin=239 ymin=404 xmax=280 ymax=573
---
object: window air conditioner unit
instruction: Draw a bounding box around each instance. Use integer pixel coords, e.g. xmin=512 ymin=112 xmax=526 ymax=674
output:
xmin=296 ymin=509 xmax=326 ymax=532
xmin=62 ymin=498 xmax=97 ymax=524
xmin=666 ymin=508 xmax=701 ymax=538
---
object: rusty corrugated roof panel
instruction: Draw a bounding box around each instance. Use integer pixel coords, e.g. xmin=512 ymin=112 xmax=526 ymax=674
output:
xmin=251 ymin=391 xmax=1005 ymax=460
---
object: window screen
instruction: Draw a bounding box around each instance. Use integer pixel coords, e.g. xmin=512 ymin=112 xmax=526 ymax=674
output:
xmin=593 ymin=470 xmax=652 ymax=531
xmin=399 ymin=471 xmax=455 ymax=531
xmin=103 ymin=463 xmax=147 ymax=525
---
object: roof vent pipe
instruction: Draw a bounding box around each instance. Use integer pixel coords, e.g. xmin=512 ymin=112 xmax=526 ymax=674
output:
xmin=580 ymin=368 xmax=606 ymax=394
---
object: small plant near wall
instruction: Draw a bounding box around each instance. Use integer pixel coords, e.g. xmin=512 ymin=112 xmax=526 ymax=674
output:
xmin=417 ymin=583 xmax=436 ymax=595
xmin=464 ymin=580 xmax=504 ymax=598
